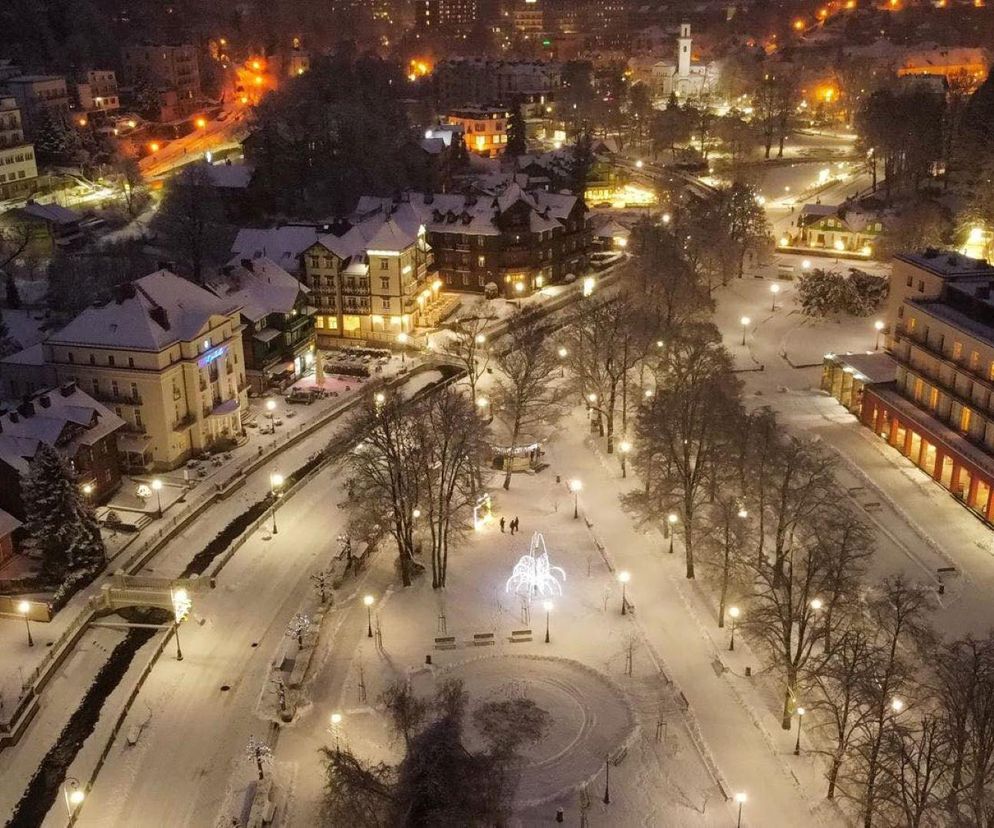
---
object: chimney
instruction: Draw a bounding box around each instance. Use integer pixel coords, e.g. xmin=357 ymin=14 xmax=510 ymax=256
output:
xmin=241 ymin=258 xmax=254 ymax=272
xmin=60 ymin=381 xmax=77 ymax=397
xmin=8 ymin=411 xmax=18 ymax=424
xmin=38 ymin=394 xmax=51 ymax=408
xmin=149 ymin=306 xmax=170 ymax=330
xmin=17 ymin=401 xmax=34 ymax=418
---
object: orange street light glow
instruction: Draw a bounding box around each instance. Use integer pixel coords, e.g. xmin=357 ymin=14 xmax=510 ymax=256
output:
xmin=149 ymin=142 xmax=160 ymax=152
xmin=793 ymin=18 xmax=805 ymax=30
xmin=195 ymin=116 xmax=207 ymax=128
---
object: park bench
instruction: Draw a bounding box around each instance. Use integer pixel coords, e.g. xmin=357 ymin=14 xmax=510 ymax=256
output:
xmin=510 ymin=629 xmax=532 ymax=643
xmin=434 ymin=636 xmax=457 ymax=650
xmin=471 ymin=633 xmax=495 ymax=647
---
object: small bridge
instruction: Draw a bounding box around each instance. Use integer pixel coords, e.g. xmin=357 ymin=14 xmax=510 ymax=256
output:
xmin=89 ymin=572 xmax=215 ymax=613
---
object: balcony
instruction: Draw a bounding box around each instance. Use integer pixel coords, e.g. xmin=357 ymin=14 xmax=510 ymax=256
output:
xmin=93 ymin=389 xmax=141 ymax=406
xmin=173 ymin=412 xmax=197 ymax=432
xmin=894 ymin=328 xmax=994 ymax=405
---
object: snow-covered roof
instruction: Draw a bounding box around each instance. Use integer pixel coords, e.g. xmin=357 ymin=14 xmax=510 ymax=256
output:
xmin=50 ymin=270 xmax=241 ymax=351
xmin=203 ymin=162 xmax=253 ymax=189
xmin=231 ymin=225 xmax=321 ymax=273
xmin=18 ymin=201 xmax=80 ymax=226
xmin=800 ymin=203 xmax=839 ymax=218
xmin=0 ymin=383 xmax=125 ymax=474
xmin=0 ymin=507 xmax=19 ymax=537
xmin=0 ymin=342 xmax=44 ymax=366
xmin=592 ymin=219 xmax=631 ymax=239
xmin=206 ymin=257 xmax=307 ymax=324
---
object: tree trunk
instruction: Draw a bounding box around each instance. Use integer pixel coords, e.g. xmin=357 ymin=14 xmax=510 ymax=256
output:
xmin=827 ymin=752 xmax=842 ymax=799
xmin=503 ymin=418 xmax=521 ymax=490
xmin=781 ymin=683 xmax=794 ymax=730
xmin=718 ymin=522 xmax=730 ymax=627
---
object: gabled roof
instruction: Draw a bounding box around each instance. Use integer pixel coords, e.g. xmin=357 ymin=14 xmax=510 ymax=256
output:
xmin=231 ymin=225 xmax=321 ymax=272
xmin=18 ymin=201 xmax=80 ymax=226
xmin=0 ymin=383 xmax=125 ymax=474
xmin=206 ymin=257 xmax=307 ymax=323
xmin=0 ymin=507 xmax=20 ymax=538
xmin=50 ymin=270 xmax=240 ymax=351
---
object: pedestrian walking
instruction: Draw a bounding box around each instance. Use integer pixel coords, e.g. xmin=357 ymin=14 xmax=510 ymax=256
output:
xmin=500 ymin=517 xmax=506 ymax=533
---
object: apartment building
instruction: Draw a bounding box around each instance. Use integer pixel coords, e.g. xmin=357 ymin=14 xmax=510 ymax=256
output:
xmin=433 ymin=58 xmax=561 ymax=110
xmin=3 ymin=75 xmax=69 ymax=137
xmin=0 ymin=97 xmax=36 ymax=200
xmin=415 ymin=0 xmax=479 ymax=31
xmin=823 ymin=251 xmax=994 ymax=523
xmin=41 ymin=271 xmax=248 ymax=471
xmin=206 ymin=257 xmax=315 ymax=392
xmin=76 ymin=70 xmax=120 ymax=115
xmin=445 ymin=107 xmax=512 ymax=157
xmin=121 ymin=43 xmax=201 ymax=118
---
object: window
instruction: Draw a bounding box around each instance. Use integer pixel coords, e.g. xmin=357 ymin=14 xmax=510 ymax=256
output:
xmin=135 ymin=409 xmax=143 ymax=430
xmin=128 ymin=357 xmax=134 ymax=368
xmin=131 ymin=382 xmax=139 ymax=400
xmin=311 ymin=256 xmax=320 ymax=267
xmin=953 ymin=341 xmax=964 ymax=360
xmin=906 ymin=274 xmax=913 ymax=287
xmin=380 ymin=276 xmax=390 ymax=290
xmin=111 ymin=380 xmax=119 ymax=397
xmin=478 ymin=255 xmax=485 ymax=267
xmin=89 ymin=354 xmax=95 ymax=365
xmin=898 ymin=306 xmax=904 ymax=318
xmin=961 ymin=406 xmax=972 ymax=433
xmin=381 ymin=298 xmax=391 ymax=311
xmin=108 ymin=355 xmax=115 ymax=366
xmin=380 ymin=259 xmax=389 ymax=270
xmin=971 ymin=351 xmax=981 ymax=371
xmin=918 ymin=280 xmax=925 ymax=293
xmin=68 ymin=352 xmax=74 ymax=363
xmin=913 ymin=378 xmax=924 ymax=401
xmin=908 ymin=317 xmax=917 ymax=333
xmin=929 ymin=387 xmax=939 ymax=409
xmin=315 ymin=316 xmax=324 ymax=328
xmin=92 ymin=378 xmax=99 ymax=394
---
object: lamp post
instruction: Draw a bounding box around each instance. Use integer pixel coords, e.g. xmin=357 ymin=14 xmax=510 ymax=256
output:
xmin=794 ymin=706 xmax=806 ymax=755
xmin=397 ymin=331 xmax=409 ymax=363
xmin=82 ymin=482 xmax=94 ymax=500
xmin=570 ymin=479 xmax=582 ymax=519
xmin=770 ymin=282 xmax=781 ymax=311
xmin=667 ymin=513 xmax=678 ymax=554
xmin=728 ymin=606 xmax=740 ymax=651
xmin=17 ymin=600 xmax=33 ymax=647
xmin=557 ymin=346 xmax=567 ymax=377
xmin=151 ymin=477 xmax=163 ymax=518
xmin=735 ymin=792 xmax=747 ymax=828
xmin=266 ymin=398 xmax=277 ymax=432
xmin=63 ymin=777 xmax=85 ymax=819
xmin=330 ymin=712 xmax=343 ymax=753
xmin=476 ymin=396 xmax=491 ymax=423
xmin=619 ymin=570 xmax=630 ymax=615
xmin=874 ymin=319 xmax=884 ymax=350
xmin=544 ymin=600 xmax=552 ymax=643
xmin=364 ymin=594 xmax=374 ymax=637
xmin=740 ymin=316 xmax=750 ymax=346
xmin=891 ymin=696 xmax=905 ymax=714
xmin=171 ymin=587 xmax=190 ymax=661
xmin=270 ymin=473 xmax=284 ymax=534
xmin=374 ymin=392 xmax=386 ymax=412
xmin=619 ymin=440 xmax=631 ymax=478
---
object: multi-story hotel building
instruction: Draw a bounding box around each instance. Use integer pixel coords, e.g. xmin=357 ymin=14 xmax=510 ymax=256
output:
xmin=121 ymin=43 xmax=201 ymax=117
xmin=0 ymin=96 xmax=36 ymax=200
xmin=75 ymin=70 xmax=120 ymax=116
xmin=40 ymin=271 xmax=248 ymax=471
xmin=415 ymin=0 xmax=478 ymax=32
xmin=823 ymin=251 xmax=994 ymax=523
xmin=445 ymin=107 xmax=512 ymax=157
xmin=3 ymin=75 xmax=69 ymax=137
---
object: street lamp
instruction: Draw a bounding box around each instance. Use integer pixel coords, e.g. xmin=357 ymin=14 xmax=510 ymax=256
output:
xmin=374 ymin=392 xmax=386 ymax=411
xmin=635 ymin=159 xmax=644 ymax=169
xmin=330 ymin=711 xmax=343 ymax=752
xmin=794 ymin=705 xmax=806 ymax=754
xmin=770 ymin=282 xmax=781 ymax=311
xmin=270 ymin=472 xmax=284 ymax=534
xmin=728 ymin=606 xmax=740 ymax=651
xmin=364 ymin=594 xmax=374 ymax=637
xmin=82 ymin=482 xmax=94 ymax=499
xmin=874 ymin=319 xmax=885 ymax=350
xmin=17 ymin=600 xmax=33 ymax=647
xmin=397 ymin=331 xmax=409 ymax=363
xmin=661 ymin=213 xmax=671 ymax=224
xmin=543 ymin=600 xmax=552 ymax=643
xmin=667 ymin=513 xmax=678 ymax=554
xmin=810 ymin=597 xmax=823 ymax=611
xmin=619 ymin=440 xmax=631 ymax=478
xmin=740 ymin=316 xmax=750 ymax=346
xmin=412 ymin=508 xmax=421 ymax=519
xmin=891 ymin=697 xmax=905 ymax=714
xmin=171 ymin=587 xmax=191 ymax=661
xmin=618 ymin=570 xmax=630 ymax=615
xmin=151 ymin=477 xmax=163 ymax=518
xmin=63 ymin=777 xmax=84 ymax=818
xmin=569 ymin=479 xmax=582 ymax=519
xmin=266 ymin=398 xmax=277 ymax=432
xmin=557 ymin=346 xmax=567 ymax=377
xmin=735 ymin=792 xmax=747 ymax=828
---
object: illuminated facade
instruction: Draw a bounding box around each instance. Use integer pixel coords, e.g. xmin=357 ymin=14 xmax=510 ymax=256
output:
xmin=445 ymin=107 xmax=511 ymax=157
xmin=41 ymin=271 xmax=247 ymax=471
xmin=415 ymin=0 xmax=478 ymax=31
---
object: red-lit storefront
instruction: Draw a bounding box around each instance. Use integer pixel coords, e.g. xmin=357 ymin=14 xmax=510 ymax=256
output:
xmin=861 ymin=386 xmax=994 ymax=523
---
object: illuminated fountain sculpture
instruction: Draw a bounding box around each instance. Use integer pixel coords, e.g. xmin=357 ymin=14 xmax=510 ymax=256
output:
xmin=505 ymin=532 xmax=566 ymax=598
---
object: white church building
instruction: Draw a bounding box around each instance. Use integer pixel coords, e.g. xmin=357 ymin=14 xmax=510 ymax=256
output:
xmin=649 ymin=24 xmax=716 ymax=99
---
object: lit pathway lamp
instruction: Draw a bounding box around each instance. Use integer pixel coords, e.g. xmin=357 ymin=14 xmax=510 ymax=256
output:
xmin=794 ymin=706 xmax=806 ymax=755
xmin=544 ymin=600 xmax=553 ymax=643
xmin=558 ymin=346 xmax=568 ymax=377
xmin=770 ymin=282 xmax=781 ymax=312
xmin=151 ymin=478 xmax=163 ymax=518
xmin=82 ymin=482 xmax=94 ymax=500
xmin=728 ymin=606 xmax=740 ymax=651
xmin=364 ymin=594 xmax=375 ymax=637
xmin=874 ymin=319 xmax=885 ymax=350
xmin=63 ymin=777 xmax=84 ymax=819
xmin=269 ymin=473 xmax=284 ymax=534
xmin=619 ymin=570 xmax=631 ymax=615
xmin=740 ymin=316 xmax=750 ymax=347
xmin=397 ymin=331 xmax=409 ymax=363
xmin=171 ymin=587 xmax=191 ymax=661
xmin=569 ymin=479 xmax=582 ymax=519
xmin=18 ymin=600 xmax=33 ymax=647
xmin=476 ymin=396 xmax=491 ymax=423
xmin=735 ymin=792 xmax=747 ymax=828
xmin=891 ymin=696 xmax=905 ymax=714
xmin=374 ymin=392 xmax=386 ymax=413
xmin=330 ymin=712 xmax=343 ymax=753
xmin=667 ymin=513 xmax=678 ymax=554
xmin=266 ymin=398 xmax=277 ymax=431
xmin=619 ymin=440 xmax=631 ymax=479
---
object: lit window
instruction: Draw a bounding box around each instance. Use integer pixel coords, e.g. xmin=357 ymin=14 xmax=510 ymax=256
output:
xmin=961 ymin=406 xmax=972 ymax=433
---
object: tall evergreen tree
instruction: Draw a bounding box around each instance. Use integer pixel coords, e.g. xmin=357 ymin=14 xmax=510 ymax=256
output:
xmin=506 ymin=105 xmax=527 ymax=156
xmin=5 ymin=273 xmax=21 ymax=309
xmin=22 ymin=445 xmax=105 ymax=582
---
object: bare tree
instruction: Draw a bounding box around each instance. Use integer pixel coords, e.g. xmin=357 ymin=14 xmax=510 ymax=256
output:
xmin=440 ymin=315 xmax=495 ymax=405
xmin=380 ymin=679 xmax=430 ymax=749
xmin=879 ymin=713 xmax=950 ymax=828
xmin=630 ymin=327 xmax=741 ymax=578
xmin=700 ymin=496 xmax=750 ymax=628
xmin=492 ymin=310 xmax=562 ymax=490
xmin=320 ymin=746 xmax=396 ymax=828
xmin=0 ymin=224 xmax=31 ymax=273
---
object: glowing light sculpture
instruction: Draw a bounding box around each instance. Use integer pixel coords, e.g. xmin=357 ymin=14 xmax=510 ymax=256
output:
xmin=505 ymin=533 xmax=566 ymax=598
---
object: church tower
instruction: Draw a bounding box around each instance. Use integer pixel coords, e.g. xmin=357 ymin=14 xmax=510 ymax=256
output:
xmin=677 ymin=23 xmax=691 ymax=78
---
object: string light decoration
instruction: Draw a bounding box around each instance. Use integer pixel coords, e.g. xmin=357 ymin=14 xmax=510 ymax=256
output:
xmin=505 ymin=533 xmax=566 ymax=598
